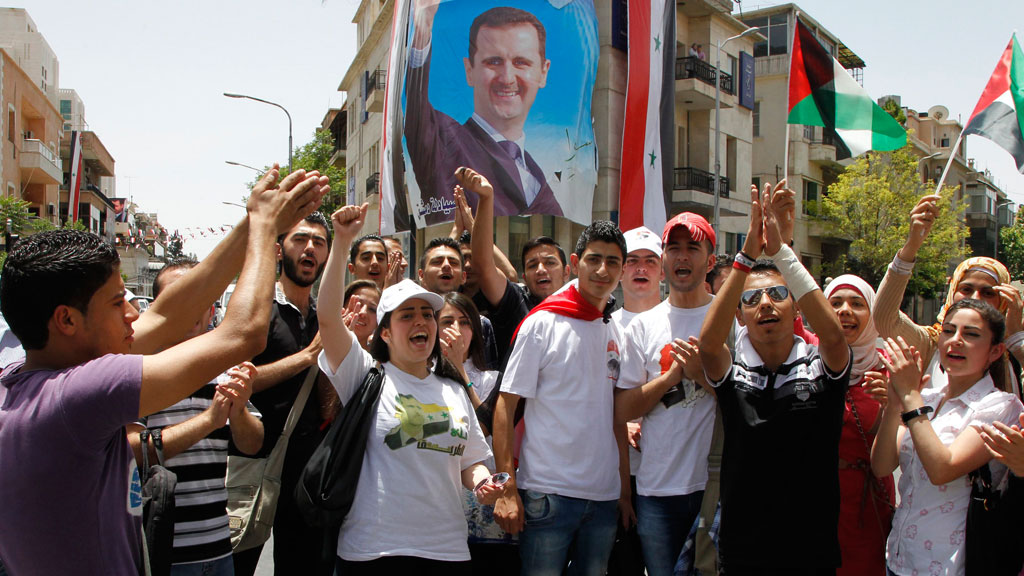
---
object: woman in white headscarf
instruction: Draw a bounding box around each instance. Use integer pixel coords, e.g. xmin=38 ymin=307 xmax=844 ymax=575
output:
xmin=824 ymin=275 xmax=895 ymax=576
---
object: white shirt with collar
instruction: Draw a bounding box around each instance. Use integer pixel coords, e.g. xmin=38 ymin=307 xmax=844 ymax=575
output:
xmin=886 ymin=373 xmax=1024 ymax=576
xmin=471 ymin=113 xmax=542 ymax=206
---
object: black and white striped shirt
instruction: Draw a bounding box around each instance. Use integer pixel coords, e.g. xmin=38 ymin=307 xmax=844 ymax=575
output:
xmin=142 ymin=381 xmax=261 ymax=565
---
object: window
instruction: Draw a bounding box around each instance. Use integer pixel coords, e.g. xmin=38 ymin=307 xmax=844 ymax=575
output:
xmin=7 ymin=108 xmax=14 ymax=143
xmin=803 ymin=125 xmax=816 ymax=140
xmin=753 ymin=101 xmax=761 ymax=137
xmin=746 ymin=13 xmax=789 ymax=57
xmin=611 ymin=0 xmax=628 ymax=52
xmin=60 ymin=99 xmax=71 ymax=117
xmin=803 ymin=180 xmax=820 ymax=215
xmin=752 ymin=176 xmax=761 ymax=191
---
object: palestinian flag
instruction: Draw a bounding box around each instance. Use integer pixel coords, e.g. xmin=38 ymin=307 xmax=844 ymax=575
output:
xmin=963 ymin=35 xmax=1024 ymax=172
xmin=787 ymin=17 xmax=905 ymax=156
xmin=619 ymin=0 xmax=675 ymax=232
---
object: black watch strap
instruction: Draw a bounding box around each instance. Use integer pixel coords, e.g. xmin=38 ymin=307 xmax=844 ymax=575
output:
xmin=901 ymin=405 xmax=934 ymax=424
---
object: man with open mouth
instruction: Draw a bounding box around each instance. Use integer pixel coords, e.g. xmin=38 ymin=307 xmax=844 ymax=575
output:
xmin=699 ymin=182 xmax=851 ymax=576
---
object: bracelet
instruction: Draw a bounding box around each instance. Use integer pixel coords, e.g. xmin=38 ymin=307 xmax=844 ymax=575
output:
xmin=734 ymin=251 xmax=756 ymax=268
xmin=1006 ymin=331 xmax=1024 ymax=351
xmin=889 ymin=254 xmax=915 ymax=275
xmin=466 ymin=381 xmax=474 ymax=389
xmin=901 ymin=405 xmax=934 ymax=424
xmin=732 ymin=260 xmax=752 ymax=274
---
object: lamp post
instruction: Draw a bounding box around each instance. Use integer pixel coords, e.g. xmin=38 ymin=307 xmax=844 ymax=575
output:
xmin=714 ymin=27 xmax=758 ymax=254
xmin=224 ymin=160 xmax=264 ymax=174
xmin=223 ymin=93 xmax=293 ymax=173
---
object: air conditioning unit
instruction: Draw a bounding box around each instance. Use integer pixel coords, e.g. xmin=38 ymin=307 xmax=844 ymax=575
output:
xmin=47 ymin=203 xmax=55 ymax=215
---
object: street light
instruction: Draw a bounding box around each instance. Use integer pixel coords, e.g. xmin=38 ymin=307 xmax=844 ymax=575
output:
xmin=225 ymin=160 xmax=264 ymax=174
xmin=223 ymin=92 xmax=293 ymax=173
xmin=714 ymin=27 xmax=758 ymax=253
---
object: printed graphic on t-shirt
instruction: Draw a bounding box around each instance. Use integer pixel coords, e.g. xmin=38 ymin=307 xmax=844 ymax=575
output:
xmin=657 ymin=343 xmax=709 ymax=409
xmin=384 ymin=393 xmax=467 ymax=456
xmin=607 ymin=340 xmax=620 ymax=384
xmin=127 ymin=459 xmax=143 ymax=516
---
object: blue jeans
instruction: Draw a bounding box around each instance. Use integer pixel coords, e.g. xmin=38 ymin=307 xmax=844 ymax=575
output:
xmin=171 ymin=555 xmax=234 ymax=576
xmin=518 ymin=490 xmax=618 ymax=576
xmin=636 ymin=491 xmax=704 ymax=576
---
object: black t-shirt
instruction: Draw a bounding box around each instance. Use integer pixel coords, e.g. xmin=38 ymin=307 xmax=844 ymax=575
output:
xmin=712 ymin=335 xmax=851 ymax=571
xmin=232 ymin=297 xmax=322 ymax=481
xmin=472 ymin=281 xmax=534 ymax=366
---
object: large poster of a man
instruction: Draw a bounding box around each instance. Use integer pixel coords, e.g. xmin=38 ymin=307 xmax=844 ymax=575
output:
xmin=385 ymin=0 xmax=598 ymax=231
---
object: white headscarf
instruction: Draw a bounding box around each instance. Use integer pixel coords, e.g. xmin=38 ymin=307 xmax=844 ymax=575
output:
xmin=823 ymin=274 xmax=882 ymax=382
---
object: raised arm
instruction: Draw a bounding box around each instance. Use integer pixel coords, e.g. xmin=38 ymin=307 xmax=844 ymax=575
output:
xmin=459 ymin=167 xmax=511 ymax=307
xmin=873 ymin=196 xmax=941 ymax=354
xmin=318 ymin=203 xmax=370 ymax=373
xmin=700 ymin=184 xmax=764 ymax=382
xmin=763 ymin=184 xmax=849 ymax=374
xmin=138 ymin=170 xmax=327 ymax=417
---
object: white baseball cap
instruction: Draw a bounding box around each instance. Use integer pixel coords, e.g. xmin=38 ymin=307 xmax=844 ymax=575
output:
xmin=377 ymin=279 xmax=445 ymax=324
xmin=623 ymin=226 xmax=663 ymax=257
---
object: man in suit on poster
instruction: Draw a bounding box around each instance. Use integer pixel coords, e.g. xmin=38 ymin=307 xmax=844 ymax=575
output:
xmin=406 ymin=1 xmax=562 ymax=224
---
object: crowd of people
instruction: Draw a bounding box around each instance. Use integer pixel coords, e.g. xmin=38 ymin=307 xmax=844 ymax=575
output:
xmin=1 ymin=162 xmax=1024 ymax=576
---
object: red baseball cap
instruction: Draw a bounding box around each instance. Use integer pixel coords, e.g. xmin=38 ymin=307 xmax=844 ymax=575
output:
xmin=662 ymin=212 xmax=715 ymax=250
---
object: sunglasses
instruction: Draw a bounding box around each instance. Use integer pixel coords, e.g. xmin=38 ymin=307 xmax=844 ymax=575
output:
xmin=740 ymin=285 xmax=790 ymax=307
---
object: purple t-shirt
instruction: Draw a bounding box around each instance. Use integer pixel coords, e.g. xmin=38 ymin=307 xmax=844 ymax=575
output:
xmin=0 ymin=353 xmax=144 ymax=575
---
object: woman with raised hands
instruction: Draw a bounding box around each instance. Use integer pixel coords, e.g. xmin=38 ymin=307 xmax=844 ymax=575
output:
xmin=823 ymin=275 xmax=895 ymax=576
xmin=871 ymin=299 xmax=1023 ymax=576
xmin=316 ymin=203 xmax=505 ymax=575
xmin=873 ymin=195 xmax=1024 ymax=392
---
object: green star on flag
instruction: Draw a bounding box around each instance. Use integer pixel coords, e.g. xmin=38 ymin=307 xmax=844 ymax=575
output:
xmin=654 ymin=35 xmax=661 ymax=51
xmin=649 ymin=150 xmax=657 ymax=166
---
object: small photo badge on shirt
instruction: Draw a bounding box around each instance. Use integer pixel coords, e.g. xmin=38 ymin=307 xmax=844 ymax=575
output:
xmin=127 ymin=459 xmax=143 ymax=517
xmin=607 ymin=339 xmax=621 ymax=385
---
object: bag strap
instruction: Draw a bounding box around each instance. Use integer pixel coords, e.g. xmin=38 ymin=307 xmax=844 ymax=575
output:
xmin=139 ymin=428 xmax=151 ymax=478
xmin=282 ymin=367 xmax=318 ymax=441
xmin=151 ymin=428 xmax=166 ymax=467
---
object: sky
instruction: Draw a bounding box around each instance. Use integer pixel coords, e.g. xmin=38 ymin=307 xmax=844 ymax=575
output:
xmin=10 ymin=0 xmax=1024 ymax=258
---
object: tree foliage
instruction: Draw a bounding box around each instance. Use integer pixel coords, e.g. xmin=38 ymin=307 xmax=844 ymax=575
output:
xmin=247 ymin=129 xmax=346 ymax=216
xmin=882 ymin=98 xmax=907 ymax=125
xmin=819 ymin=144 xmax=969 ymax=298
xmin=1000 ymin=212 xmax=1024 ymax=280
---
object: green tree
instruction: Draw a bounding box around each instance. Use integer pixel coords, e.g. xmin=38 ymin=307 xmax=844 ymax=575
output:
xmin=247 ymin=129 xmax=346 ymax=216
xmin=819 ymin=144 xmax=969 ymax=298
xmin=882 ymin=98 xmax=907 ymax=125
xmin=1000 ymin=211 xmax=1024 ymax=279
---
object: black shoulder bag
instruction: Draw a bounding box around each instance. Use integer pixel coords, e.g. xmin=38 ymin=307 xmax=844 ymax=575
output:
xmin=294 ymin=364 xmax=384 ymax=528
xmin=139 ymin=428 xmax=177 ymax=576
xmin=965 ymin=458 xmax=1024 ymax=574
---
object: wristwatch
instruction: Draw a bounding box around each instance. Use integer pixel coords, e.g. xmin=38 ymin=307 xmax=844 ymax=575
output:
xmin=901 ymin=406 xmax=934 ymax=424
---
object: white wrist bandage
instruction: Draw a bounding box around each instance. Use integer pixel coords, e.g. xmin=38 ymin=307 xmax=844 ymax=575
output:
xmin=768 ymin=244 xmax=819 ymax=301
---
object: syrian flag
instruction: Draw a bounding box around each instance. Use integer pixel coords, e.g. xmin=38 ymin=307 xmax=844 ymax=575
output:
xmin=787 ymin=17 xmax=905 ymax=156
xmin=963 ymin=35 xmax=1024 ymax=172
xmin=68 ymin=131 xmax=84 ymax=223
xmin=619 ymin=0 xmax=675 ymax=232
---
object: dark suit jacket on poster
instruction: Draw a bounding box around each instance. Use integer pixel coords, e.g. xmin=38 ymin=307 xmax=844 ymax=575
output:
xmin=406 ymin=48 xmax=563 ymax=226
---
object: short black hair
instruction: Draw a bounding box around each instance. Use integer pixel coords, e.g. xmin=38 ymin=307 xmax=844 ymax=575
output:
xmin=469 ymin=7 xmax=547 ymax=63
xmin=277 ymin=212 xmax=332 ymax=248
xmin=749 ymin=260 xmax=780 ymax=277
xmin=521 ymin=236 xmax=566 ymax=270
xmin=349 ymin=234 xmax=387 ymax=265
xmin=1 ymin=230 xmax=120 ymax=349
xmin=574 ymin=220 xmax=627 ymax=260
xmin=152 ymin=258 xmax=199 ymax=300
xmin=459 ymin=230 xmax=472 ymax=246
xmin=419 ymin=237 xmax=464 ymax=270
xmin=343 ymin=279 xmax=382 ymax=306
xmin=706 ymin=254 xmax=734 ymax=286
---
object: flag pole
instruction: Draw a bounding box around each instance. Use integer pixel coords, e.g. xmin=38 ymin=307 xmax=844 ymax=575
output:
xmin=932 ymin=131 xmax=964 ymax=195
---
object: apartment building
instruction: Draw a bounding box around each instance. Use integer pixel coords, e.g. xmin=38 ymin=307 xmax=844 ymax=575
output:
xmin=0 ymin=8 xmax=59 ymax=106
xmin=337 ymin=0 xmax=756 ymax=272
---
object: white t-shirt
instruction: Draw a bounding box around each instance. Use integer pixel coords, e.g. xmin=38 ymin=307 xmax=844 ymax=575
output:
xmin=318 ymin=342 xmax=491 ymax=561
xmin=618 ymin=299 xmax=715 ymax=497
xmin=465 ymin=362 xmax=500 ymax=403
xmin=500 ymin=311 xmax=622 ymax=501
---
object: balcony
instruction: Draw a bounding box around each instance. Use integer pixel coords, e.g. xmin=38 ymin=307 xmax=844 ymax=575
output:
xmin=366 ymin=172 xmax=380 ymax=196
xmin=673 ymin=167 xmax=728 ymax=197
xmin=19 ymin=139 xmax=63 ymax=185
xmin=365 ymin=69 xmax=386 ymax=113
xmin=674 ymin=57 xmax=735 ymax=110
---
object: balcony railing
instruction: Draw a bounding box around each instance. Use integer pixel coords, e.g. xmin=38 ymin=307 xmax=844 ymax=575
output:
xmin=674 ymin=56 xmax=734 ymax=95
xmin=23 ymin=139 xmax=62 ymax=170
xmin=367 ymin=68 xmax=386 ymax=97
xmin=366 ymin=172 xmax=380 ymax=195
xmin=673 ymin=167 xmax=729 ymax=197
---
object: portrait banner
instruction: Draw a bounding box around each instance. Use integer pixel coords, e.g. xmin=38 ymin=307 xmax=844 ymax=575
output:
xmin=381 ymin=0 xmax=599 ymax=234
